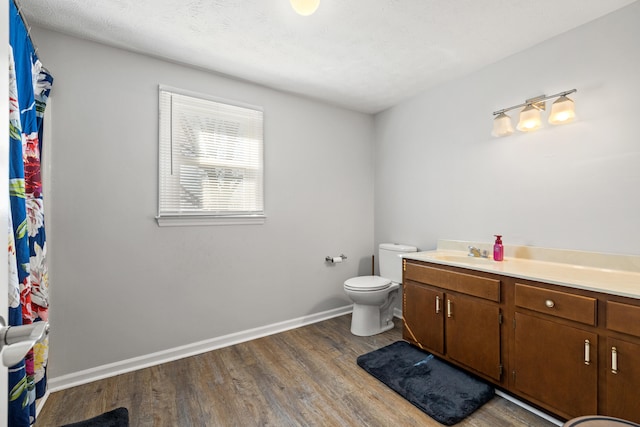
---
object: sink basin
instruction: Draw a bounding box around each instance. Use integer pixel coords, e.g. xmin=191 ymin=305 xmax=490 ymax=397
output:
xmin=431 ymin=254 xmax=497 ymax=265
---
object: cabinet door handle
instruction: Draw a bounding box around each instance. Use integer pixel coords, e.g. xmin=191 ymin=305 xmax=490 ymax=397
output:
xmin=545 ymin=299 xmax=555 ymax=308
xmin=584 ymin=339 xmax=591 ymax=365
xmin=612 ymin=346 xmax=618 ymax=374
xmin=447 ymin=299 xmax=452 ymax=318
xmin=435 ymin=296 xmax=441 ymax=314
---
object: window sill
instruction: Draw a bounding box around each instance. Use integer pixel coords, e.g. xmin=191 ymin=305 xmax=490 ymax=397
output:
xmin=156 ymin=215 xmax=266 ymax=227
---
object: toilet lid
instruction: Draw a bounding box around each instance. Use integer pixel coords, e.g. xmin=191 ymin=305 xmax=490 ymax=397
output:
xmin=344 ymin=276 xmax=392 ymax=291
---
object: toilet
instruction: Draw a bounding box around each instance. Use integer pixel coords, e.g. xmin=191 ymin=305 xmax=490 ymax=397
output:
xmin=344 ymin=243 xmax=417 ymax=336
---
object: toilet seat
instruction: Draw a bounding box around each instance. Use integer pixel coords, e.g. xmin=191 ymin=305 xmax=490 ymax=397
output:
xmin=344 ymin=276 xmax=392 ymax=291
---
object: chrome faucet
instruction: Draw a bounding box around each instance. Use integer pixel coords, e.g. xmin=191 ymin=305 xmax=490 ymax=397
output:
xmin=468 ymin=246 xmax=488 ymax=258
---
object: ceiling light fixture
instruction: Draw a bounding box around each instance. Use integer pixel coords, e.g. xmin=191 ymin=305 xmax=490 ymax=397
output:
xmin=492 ymin=89 xmax=577 ymax=137
xmin=290 ymin=0 xmax=320 ymax=16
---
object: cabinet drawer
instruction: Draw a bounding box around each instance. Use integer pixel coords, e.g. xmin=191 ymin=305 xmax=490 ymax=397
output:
xmin=607 ymin=301 xmax=640 ymax=338
xmin=404 ymin=262 xmax=500 ymax=302
xmin=515 ymin=283 xmax=597 ymax=326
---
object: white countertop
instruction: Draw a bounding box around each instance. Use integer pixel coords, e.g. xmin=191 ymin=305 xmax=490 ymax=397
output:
xmin=402 ymin=241 xmax=640 ymax=300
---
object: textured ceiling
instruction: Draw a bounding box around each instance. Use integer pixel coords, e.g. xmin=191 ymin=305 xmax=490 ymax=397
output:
xmin=17 ymin=0 xmax=637 ymax=114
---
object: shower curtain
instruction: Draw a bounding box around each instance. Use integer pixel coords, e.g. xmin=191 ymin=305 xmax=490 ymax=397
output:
xmin=8 ymin=0 xmax=53 ymax=425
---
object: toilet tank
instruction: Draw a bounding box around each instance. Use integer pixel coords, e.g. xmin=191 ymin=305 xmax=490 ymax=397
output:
xmin=379 ymin=243 xmax=417 ymax=283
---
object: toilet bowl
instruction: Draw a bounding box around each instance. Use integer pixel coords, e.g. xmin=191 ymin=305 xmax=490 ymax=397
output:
xmin=344 ymin=243 xmax=417 ymax=336
xmin=344 ymin=276 xmax=399 ymax=336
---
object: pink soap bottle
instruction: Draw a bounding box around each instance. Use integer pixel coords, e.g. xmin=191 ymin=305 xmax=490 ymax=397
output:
xmin=493 ymin=235 xmax=504 ymax=261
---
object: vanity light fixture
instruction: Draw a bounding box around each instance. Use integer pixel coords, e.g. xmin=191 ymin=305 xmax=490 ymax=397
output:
xmin=516 ymin=103 xmax=543 ymax=132
xmin=491 ymin=112 xmax=514 ymax=137
xmin=290 ymin=0 xmax=320 ymax=16
xmin=548 ymin=95 xmax=576 ymax=125
xmin=492 ymin=89 xmax=577 ymax=137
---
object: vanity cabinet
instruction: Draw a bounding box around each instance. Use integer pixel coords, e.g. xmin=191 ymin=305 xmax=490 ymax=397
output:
xmin=602 ymin=300 xmax=640 ymax=422
xmin=512 ymin=313 xmax=598 ymax=417
xmin=512 ymin=282 xmax=598 ymax=418
xmin=403 ymin=280 xmax=444 ymax=353
xmin=446 ymin=292 xmax=502 ymax=381
xmin=497 ymin=278 xmax=600 ymax=419
xmin=402 ymin=260 xmax=503 ymax=381
xmin=603 ymin=337 xmax=640 ymax=421
xmin=403 ymin=258 xmax=640 ymax=423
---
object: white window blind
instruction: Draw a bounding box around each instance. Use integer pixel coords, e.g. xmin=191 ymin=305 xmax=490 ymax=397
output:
xmin=157 ymin=86 xmax=264 ymax=226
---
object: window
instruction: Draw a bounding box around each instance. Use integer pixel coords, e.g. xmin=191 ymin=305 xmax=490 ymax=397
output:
xmin=157 ymin=86 xmax=264 ymax=226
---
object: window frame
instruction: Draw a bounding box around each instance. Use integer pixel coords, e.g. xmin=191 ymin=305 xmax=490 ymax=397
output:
xmin=156 ymin=85 xmax=265 ymax=226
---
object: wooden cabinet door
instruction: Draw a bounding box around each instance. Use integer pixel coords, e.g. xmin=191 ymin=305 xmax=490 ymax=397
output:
xmin=402 ymin=280 xmax=444 ymax=354
xmin=513 ymin=312 xmax=598 ymax=419
xmin=446 ymin=293 xmax=502 ymax=380
xmin=604 ymin=337 xmax=640 ymax=423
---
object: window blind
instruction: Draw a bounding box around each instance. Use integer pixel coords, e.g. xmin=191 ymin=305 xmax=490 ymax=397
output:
xmin=158 ymin=87 xmax=264 ymax=224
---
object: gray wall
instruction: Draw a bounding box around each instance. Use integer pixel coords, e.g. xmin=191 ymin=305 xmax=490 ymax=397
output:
xmin=375 ymin=2 xmax=640 ymax=256
xmin=33 ymin=27 xmax=375 ymax=378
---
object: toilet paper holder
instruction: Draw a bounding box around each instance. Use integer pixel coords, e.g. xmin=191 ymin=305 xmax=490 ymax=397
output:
xmin=326 ymin=254 xmax=347 ymax=263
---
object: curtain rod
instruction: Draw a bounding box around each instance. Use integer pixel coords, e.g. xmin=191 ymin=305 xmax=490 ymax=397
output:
xmin=12 ymin=0 xmax=39 ymax=54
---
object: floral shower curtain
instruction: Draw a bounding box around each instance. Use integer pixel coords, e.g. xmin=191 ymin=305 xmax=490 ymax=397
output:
xmin=8 ymin=0 xmax=53 ymax=425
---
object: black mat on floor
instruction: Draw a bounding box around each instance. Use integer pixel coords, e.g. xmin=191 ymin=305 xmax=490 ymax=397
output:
xmin=59 ymin=407 xmax=129 ymax=427
xmin=357 ymin=341 xmax=494 ymax=425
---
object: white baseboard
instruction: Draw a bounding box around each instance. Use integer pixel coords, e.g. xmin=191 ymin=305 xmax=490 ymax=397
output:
xmin=48 ymin=305 xmax=353 ymax=393
xmin=495 ymin=390 xmax=563 ymax=426
xmin=35 ymin=390 xmax=50 ymax=418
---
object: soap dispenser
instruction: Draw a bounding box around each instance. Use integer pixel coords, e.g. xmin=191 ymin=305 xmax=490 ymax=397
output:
xmin=493 ymin=235 xmax=504 ymax=261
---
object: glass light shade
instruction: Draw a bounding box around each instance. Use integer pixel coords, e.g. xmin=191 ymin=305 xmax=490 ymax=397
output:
xmin=290 ymin=0 xmax=320 ymax=16
xmin=492 ymin=112 xmax=514 ymax=137
xmin=548 ymin=95 xmax=575 ymax=125
xmin=517 ymin=104 xmax=542 ymax=132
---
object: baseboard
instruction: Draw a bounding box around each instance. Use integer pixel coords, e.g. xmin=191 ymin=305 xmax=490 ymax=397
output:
xmin=48 ymin=304 xmax=353 ymax=393
xmin=36 ymin=390 xmax=50 ymax=417
xmin=495 ymin=390 xmax=563 ymax=426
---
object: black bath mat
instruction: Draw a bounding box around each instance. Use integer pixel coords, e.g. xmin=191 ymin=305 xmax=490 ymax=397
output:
xmin=357 ymin=341 xmax=494 ymax=425
xmin=59 ymin=407 xmax=129 ymax=427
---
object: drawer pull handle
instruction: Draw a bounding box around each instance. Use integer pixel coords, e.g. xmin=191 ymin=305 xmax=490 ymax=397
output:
xmin=612 ymin=347 xmax=618 ymax=374
xmin=545 ymin=299 xmax=555 ymax=308
xmin=435 ymin=296 xmax=441 ymax=314
xmin=584 ymin=339 xmax=591 ymax=365
xmin=447 ymin=299 xmax=452 ymax=318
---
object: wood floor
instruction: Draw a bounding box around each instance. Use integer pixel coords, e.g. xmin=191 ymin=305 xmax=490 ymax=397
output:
xmin=36 ymin=314 xmax=556 ymax=426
